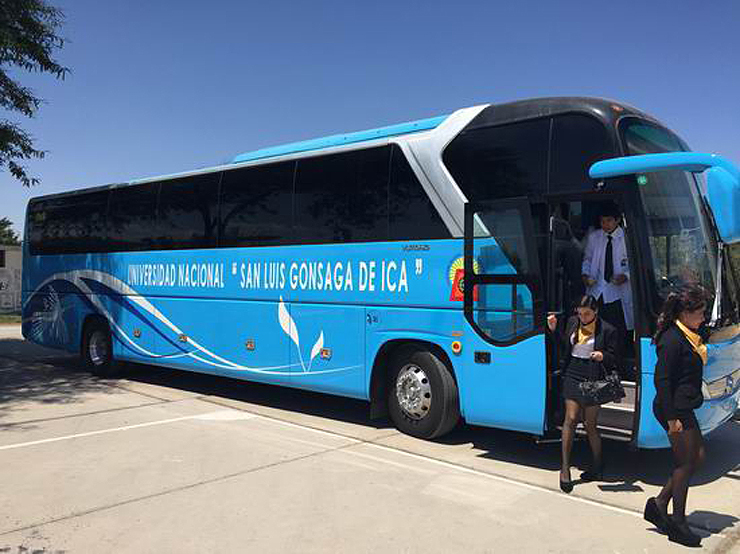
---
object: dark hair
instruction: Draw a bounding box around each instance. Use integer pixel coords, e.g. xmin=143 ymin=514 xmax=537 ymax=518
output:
xmin=574 ymin=294 xmax=599 ymax=312
xmin=653 ymin=284 xmax=711 ymax=343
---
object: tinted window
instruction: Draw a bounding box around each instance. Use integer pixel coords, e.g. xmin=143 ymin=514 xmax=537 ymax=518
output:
xmin=620 ymin=119 xmax=686 ymax=155
xmin=108 ymin=183 xmax=159 ymax=251
xmin=27 ymin=200 xmax=46 ymax=255
xmin=442 ymin=118 xmax=550 ymax=201
xmin=219 ymin=161 xmax=295 ymax=247
xmin=156 ymin=173 xmax=221 ymax=249
xmin=389 ymin=145 xmax=449 ymax=240
xmin=549 ymin=114 xmax=610 ymax=191
xmin=293 ymin=147 xmax=390 ymax=244
xmin=356 ymin=146 xmax=392 ymax=239
xmin=28 ymin=190 xmax=110 ymax=255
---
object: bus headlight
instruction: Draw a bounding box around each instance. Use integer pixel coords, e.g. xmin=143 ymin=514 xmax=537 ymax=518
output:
xmin=703 ymin=368 xmax=740 ymax=400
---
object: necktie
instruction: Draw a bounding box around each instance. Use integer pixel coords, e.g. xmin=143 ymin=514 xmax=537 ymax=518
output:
xmin=604 ymin=234 xmax=613 ymax=283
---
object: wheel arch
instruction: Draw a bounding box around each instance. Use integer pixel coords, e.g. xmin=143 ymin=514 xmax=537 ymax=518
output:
xmin=369 ymin=338 xmax=459 ymax=420
xmin=80 ymin=313 xmax=109 ymax=353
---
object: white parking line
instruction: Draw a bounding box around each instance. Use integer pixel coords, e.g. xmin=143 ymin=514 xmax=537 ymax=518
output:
xmin=0 ymin=410 xmax=254 ymax=451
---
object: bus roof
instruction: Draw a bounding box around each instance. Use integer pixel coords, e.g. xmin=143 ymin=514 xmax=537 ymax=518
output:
xmin=231 ymin=114 xmax=449 ymax=164
xmin=27 ymin=97 xmax=670 ymax=204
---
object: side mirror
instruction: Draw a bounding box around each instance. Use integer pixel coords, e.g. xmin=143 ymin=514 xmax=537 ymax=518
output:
xmin=706 ymin=166 xmax=740 ymax=243
xmin=590 ymin=152 xmax=740 ymax=244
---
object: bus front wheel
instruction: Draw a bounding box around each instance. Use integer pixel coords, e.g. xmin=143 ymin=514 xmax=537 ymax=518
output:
xmin=82 ymin=319 xmax=118 ymax=377
xmin=387 ymin=347 xmax=460 ymax=439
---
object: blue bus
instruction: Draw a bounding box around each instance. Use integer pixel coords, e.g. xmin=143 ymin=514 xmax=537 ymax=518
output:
xmin=22 ymin=97 xmax=740 ymax=447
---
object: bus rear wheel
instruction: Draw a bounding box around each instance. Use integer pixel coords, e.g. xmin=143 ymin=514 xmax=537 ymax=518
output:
xmin=82 ymin=320 xmax=118 ymax=377
xmin=387 ymin=347 xmax=460 ymax=439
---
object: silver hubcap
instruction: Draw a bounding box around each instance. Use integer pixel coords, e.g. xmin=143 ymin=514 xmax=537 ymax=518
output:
xmin=89 ymin=330 xmax=109 ymax=366
xmin=395 ymin=364 xmax=432 ymax=420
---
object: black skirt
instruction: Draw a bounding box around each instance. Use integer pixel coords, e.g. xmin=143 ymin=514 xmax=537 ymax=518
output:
xmin=653 ymin=400 xmax=699 ymax=431
xmin=563 ymin=357 xmax=603 ymax=407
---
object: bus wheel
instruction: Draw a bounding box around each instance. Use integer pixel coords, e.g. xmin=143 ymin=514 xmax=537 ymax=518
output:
xmin=387 ymin=348 xmax=460 ymax=439
xmin=82 ymin=320 xmax=118 ymax=377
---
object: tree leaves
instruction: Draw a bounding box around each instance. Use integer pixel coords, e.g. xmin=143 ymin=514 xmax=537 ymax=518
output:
xmin=0 ymin=0 xmax=68 ymax=186
xmin=1 ymin=120 xmax=44 ymax=185
xmin=0 ymin=216 xmax=20 ymax=244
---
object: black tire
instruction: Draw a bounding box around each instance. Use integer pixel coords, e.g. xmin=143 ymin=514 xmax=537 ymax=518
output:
xmin=387 ymin=347 xmax=460 ymax=439
xmin=82 ymin=319 xmax=118 ymax=377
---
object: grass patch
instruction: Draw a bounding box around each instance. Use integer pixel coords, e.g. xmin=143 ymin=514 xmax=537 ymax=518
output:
xmin=0 ymin=314 xmax=21 ymax=325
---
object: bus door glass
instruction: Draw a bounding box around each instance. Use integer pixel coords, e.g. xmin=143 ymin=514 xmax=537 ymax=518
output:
xmin=463 ymin=198 xmax=546 ymax=434
xmin=544 ymin=214 xmax=575 ymax=426
xmin=548 ymin=215 xmax=576 ymax=315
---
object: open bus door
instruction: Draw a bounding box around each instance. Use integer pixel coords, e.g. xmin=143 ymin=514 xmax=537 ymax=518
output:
xmin=544 ymin=196 xmax=640 ymax=442
xmin=463 ymin=198 xmax=547 ymax=435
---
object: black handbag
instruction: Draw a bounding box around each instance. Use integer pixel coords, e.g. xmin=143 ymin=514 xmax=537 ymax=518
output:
xmin=579 ymin=364 xmax=626 ymax=405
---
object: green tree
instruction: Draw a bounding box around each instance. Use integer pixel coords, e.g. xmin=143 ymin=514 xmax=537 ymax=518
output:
xmin=1 ymin=0 xmax=68 ymax=186
xmin=0 ymin=216 xmax=20 ymax=244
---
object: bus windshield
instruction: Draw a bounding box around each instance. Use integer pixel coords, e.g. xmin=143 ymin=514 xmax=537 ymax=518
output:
xmin=621 ymin=120 xmax=717 ymax=299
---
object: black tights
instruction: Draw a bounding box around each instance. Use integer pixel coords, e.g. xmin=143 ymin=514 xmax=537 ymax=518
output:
xmin=656 ymin=426 xmax=705 ymax=523
xmin=561 ymin=399 xmax=601 ymax=479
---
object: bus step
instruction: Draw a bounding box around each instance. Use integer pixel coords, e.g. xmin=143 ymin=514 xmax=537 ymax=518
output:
xmin=598 ymin=406 xmax=634 ymax=430
xmin=617 ymin=380 xmax=637 ymax=405
xmin=601 ymin=402 xmax=635 ymax=412
xmin=577 ymin=424 xmax=632 ymax=442
xmin=553 ymin=425 xmax=632 ymax=442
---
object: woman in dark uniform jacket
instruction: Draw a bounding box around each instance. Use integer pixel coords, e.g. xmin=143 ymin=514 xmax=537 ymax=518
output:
xmin=644 ymin=285 xmax=709 ymax=548
xmin=547 ymin=295 xmax=619 ymax=493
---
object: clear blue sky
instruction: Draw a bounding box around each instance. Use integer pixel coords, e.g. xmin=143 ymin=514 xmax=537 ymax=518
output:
xmin=3 ymin=0 xmax=739 ymax=236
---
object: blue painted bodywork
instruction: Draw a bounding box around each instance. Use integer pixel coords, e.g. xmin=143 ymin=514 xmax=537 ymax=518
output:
xmin=590 ymin=152 xmax=740 ymax=244
xmin=590 ymin=152 xmax=740 ymax=180
xmin=21 ymin=238 xmax=545 ymax=435
xmin=232 ymin=115 xmax=448 ymax=164
xmin=638 ymin=336 xmax=740 ymax=448
xmin=22 ymin=157 xmax=737 ymax=444
xmin=705 ymin=166 xmax=740 ymax=243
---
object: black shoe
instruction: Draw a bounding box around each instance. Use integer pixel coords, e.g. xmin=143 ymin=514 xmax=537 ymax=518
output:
xmin=559 ymin=478 xmax=573 ymax=494
xmin=643 ymin=497 xmax=670 ymax=533
xmin=668 ymin=521 xmax=701 ymax=548
xmin=580 ymin=462 xmax=604 ymax=482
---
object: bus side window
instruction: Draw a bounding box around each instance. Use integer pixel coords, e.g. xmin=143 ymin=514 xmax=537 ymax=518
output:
xmin=442 ymin=118 xmax=549 ymax=201
xmin=293 ymin=147 xmax=390 ymax=245
xmin=388 ymin=145 xmax=450 ymax=241
xmin=219 ymin=161 xmax=295 ymax=247
xmin=108 ymin=183 xmax=158 ymax=252
xmin=549 ymin=114 xmax=610 ymax=192
xmin=30 ymin=191 xmax=110 ymax=255
xmin=155 ymin=172 xmax=221 ymax=250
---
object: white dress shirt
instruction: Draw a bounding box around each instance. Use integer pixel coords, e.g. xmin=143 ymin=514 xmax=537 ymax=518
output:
xmin=571 ymin=334 xmax=596 ymax=359
xmin=581 ymin=226 xmax=634 ymax=330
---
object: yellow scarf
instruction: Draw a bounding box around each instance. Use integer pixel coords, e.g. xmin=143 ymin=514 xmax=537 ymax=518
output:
xmin=675 ymin=319 xmax=708 ymax=364
xmin=576 ymin=320 xmax=596 ymax=345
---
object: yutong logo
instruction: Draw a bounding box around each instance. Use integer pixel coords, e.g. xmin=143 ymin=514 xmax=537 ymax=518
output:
xmin=402 ymin=244 xmax=430 ymax=252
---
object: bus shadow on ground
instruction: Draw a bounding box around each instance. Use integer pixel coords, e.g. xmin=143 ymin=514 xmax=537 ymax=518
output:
xmin=121 ymin=360 xmax=390 ymax=430
xmin=453 ymin=421 xmax=740 ymax=536
xmin=443 ymin=419 xmax=740 ymax=484
xmin=122 ymin=357 xmax=740 ymax=504
xmin=0 ymin=338 xmax=119 ymax=428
